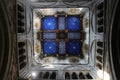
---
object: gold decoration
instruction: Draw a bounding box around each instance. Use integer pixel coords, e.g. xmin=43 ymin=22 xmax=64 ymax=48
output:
xmin=35 ymin=42 xmax=41 ymax=53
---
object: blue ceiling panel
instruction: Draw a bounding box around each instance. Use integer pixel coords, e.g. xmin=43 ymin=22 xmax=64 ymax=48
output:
xmin=68 ymin=32 xmax=80 ymax=39
xmin=68 ymin=41 xmax=81 ymax=54
xmin=59 ymin=41 xmax=66 ymax=54
xmin=58 ymin=17 xmax=66 ymax=30
xmin=43 ymin=33 xmax=56 ymax=39
xmin=68 ymin=16 xmax=81 ymax=31
xmin=42 ymin=17 xmax=57 ymax=30
xmin=43 ymin=41 xmax=57 ymax=55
